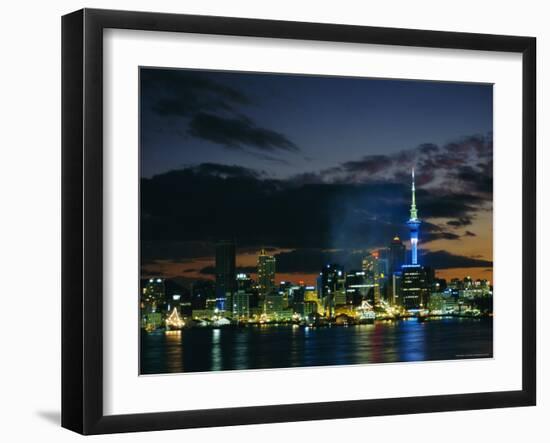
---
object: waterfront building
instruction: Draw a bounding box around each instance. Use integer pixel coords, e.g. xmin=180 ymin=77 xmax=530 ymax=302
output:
xmin=258 ymin=248 xmax=276 ymax=299
xmin=167 ymin=294 xmax=191 ymax=317
xmin=345 ymin=270 xmax=370 ymax=305
xmin=264 ymin=293 xmax=284 ymax=318
xmin=303 ymin=300 xmax=318 ymax=317
xmin=215 ymin=240 xmax=236 ymax=310
xmin=289 ymin=285 xmax=305 ymax=308
xmin=303 ymin=285 xmax=324 ymax=314
xmin=142 ymin=277 xmax=166 ymax=314
xmin=232 ymin=290 xmax=250 ymax=320
xmin=334 ymin=268 xmax=347 ymax=306
xmin=428 ymin=292 xmax=459 ymax=314
xmin=294 ymin=299 xmax=318 ymax=318
xmin=401 ymin=265 xmax=433 ymax=310
xmin=191 ymin=309 xmax=215 ymax=320
xmin=459 ymin=287 xmax=491 ymax=299
xmin=278 ymin=281 xmax=293 ymax=307
xmin=249 ymin=306 xmax=263 ymax=320
xmin=448 ymin=278 xmax=463 ymax=290
xmin=141 ymin=312 xmax=163 ymax=330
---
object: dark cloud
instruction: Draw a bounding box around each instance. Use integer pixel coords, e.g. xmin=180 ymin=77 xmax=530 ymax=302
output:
xmin=141 ymin=241 xmax=215 ymax=262
xmin=418 ymin=143 xmax=439 ymax=155
xmin=141 ymin=68 xmax=299 ymax=156
xmin=141 ymin=69 xmax=250 ymax=118
xmin=447 ymin=217 xmax=473 ymax=228
xmin=140 ymin=267 xmax=170 ymax=278
xmin=141 ymin=161 xmax=479 ymax=259
xmin=453 ymin=164 xmax=493 ymax=194
xmin=188 ymin=113 xmax=299 ymax=152
xmin=421 ymin=250 xmax=492 ymax=269
xmin=341 ymin=155 xmax=392 ymax=174
xmin=310 ymin=134 xmax=493 ymax=201
xmin=424 ymin=231 xmax=461 ymax=242
xmin=187 ymin=163 xmax=265 ymax=179
xmin=464 ymin=230 xmax=477 ymax=237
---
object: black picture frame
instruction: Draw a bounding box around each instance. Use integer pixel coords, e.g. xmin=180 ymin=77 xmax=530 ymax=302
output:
xmin=62 ymin=8 xmax=536 ymax=435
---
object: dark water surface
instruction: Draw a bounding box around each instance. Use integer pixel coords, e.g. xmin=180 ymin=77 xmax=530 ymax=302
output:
xmin=140 ymin=317 xmax=493 ymax=374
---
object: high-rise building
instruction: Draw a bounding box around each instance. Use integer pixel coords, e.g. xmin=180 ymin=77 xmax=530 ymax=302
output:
xmin=141 ymin=277 xmax=166 ymax=313
xmin=345 ymin=270 xmax=369 ymax=306
xmin=320 ymin=264 xmax=344 ymax=318
xmin=141 ymin=277 xmax=166 ymax=330
xmin=236 ymin=273 xmax=253 ymax=292
xmin=264 ymin=293 xmax=284 ymax=318
xmin=215 ymin=240 xmax=236 ymax=311
xmin=289 ymin=285 xmax=305 ymax=307
xmin=407 ymin=169 xmax=421 ymax=265
xmin=362 ymin=252 xmax=383 ymax=306
xmin=401 ymin=265 xmax=433 ymax=310
xmin=389 ymin=236 xmax=406 ymax=275
xmin=304 ymin=286 xmax=318 ymax=302
xmin=232 ymin=291 xmax=250 ymax=320
xmin=391 ymin=272 xmax=402 ymax=306
xmin=258 ymin=248 xmax=276 ymax=298
xmin=235 ymin=273 xmax=259 ymax=315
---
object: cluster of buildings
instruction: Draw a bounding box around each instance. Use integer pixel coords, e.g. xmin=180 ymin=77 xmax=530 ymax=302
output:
xmin=140 ymin=170 xmax=493 ymax=330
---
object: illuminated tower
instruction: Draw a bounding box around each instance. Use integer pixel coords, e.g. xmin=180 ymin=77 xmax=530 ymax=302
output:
xmin=407 ymin=168 xmax=421 ymax=265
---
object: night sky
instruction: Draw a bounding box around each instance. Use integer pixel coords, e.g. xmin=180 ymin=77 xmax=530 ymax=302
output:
xmin=140 ymin=67 xmax=493 ymax=285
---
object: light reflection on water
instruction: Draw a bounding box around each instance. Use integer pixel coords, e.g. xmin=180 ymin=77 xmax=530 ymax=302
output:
xmin=210 ymin=329 xmax=222 ymax=371
xmin=140 ymin=318 xmax=492 ymax=375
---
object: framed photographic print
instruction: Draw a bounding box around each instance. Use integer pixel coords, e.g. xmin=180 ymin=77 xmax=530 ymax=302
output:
xmin=62 ymin=8 xmax=536 ymax=435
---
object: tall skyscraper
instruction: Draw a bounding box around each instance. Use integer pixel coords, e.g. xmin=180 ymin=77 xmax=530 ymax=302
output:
xmin=362 ymin=252 xmax=382 ymax=306
xmin=407 ymin=168 xmax=421 ymax=265
xmin=232 ymin=291 xmax=250 ymax=320
xmin=345 ymin=270 xmax=369 ymax=306
xmin=320 ymin=264 xmax=344 ymax=318
xmin=389 ymin=235 xmax=406 ymax=274
xmin=215 ymin=240 xmax=236 ymax=310
xmin=401 ymin=265 xmax=433 ymax=310
xmin=257 ymin=248 xmax=276 ymax=298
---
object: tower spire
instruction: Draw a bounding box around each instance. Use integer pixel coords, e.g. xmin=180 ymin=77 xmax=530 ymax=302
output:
xmin=407 ymin=167 xmax=421 ymax=265
xmin=410 ymin=168 xmax=418 ymax=221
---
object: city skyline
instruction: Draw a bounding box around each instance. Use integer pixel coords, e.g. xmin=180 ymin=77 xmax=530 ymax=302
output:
xmin=140 ymin=163 xmax=493 ymax=373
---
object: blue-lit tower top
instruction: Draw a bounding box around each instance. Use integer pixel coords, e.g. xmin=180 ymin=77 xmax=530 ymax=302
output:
xmin=407 ymin=168 xmax=421 ymax=265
